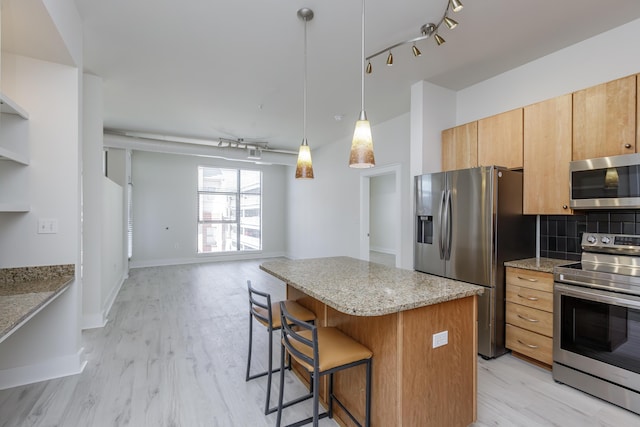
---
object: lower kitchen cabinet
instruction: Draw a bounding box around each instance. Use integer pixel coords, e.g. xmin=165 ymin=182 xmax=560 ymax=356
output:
xmin=505 ymin=267 xmax=554 ymax=367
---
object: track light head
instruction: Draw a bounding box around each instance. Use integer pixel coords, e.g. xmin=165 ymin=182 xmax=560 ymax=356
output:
xmin=444 ymin=16 xmax=458 ymax=29
xmin=450 ymin=0 xmax=463 ymax=13
xmin=412 ymin=45 xmax=421 ymax=57
xmin=434 ymin=34 xmax=445 ymax=45
xmin=386 ymin=51 xmax=393 ymax=66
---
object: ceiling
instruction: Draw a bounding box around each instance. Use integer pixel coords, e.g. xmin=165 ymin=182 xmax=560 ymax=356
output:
xmin=27 ymin=1 xmax=640 ymax=153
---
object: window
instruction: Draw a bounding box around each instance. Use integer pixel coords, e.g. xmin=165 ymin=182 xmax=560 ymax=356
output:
xmin=197 ymin=167 xmax=262 ymax=253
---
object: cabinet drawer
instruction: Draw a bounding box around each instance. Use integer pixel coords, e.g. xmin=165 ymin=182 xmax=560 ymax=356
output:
xmin=506 ymin=302 xmax=553 ymax=337
xmin=506 ymin=324 xmax=553 ymax=366
xmin=506 ymin=267 xmax=553 ymax=292
xmin=506 ymin=284 xmax=553 ymax=312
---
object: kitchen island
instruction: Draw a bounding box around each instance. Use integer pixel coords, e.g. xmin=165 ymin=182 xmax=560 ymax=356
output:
xmin=260 ymin=256 xmax=484 ymax=427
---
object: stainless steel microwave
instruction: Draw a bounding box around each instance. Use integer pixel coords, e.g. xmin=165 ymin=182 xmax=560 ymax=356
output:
xmin=570 ymin=153 xmax=640 ymax=209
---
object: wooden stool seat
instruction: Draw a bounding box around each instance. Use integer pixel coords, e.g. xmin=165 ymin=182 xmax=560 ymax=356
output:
xmin=291 ymin=328 xmax=373 ymax=373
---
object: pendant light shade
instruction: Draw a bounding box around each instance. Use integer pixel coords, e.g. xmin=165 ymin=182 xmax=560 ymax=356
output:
xmin=295 ymin=8 xmax=314 ymax=179
xmin=295 ymin=138 xmax=314 ymax=179
xmin=349 ymin=0 xmax=375 ymax=168
xmin=350 ymin=111 xmax=375 ymax=167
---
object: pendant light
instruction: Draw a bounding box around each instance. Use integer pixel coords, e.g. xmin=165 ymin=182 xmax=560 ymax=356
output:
xmin=349 ymin=0 xmax=375 ymax=168
xmin=295 ymin=8 xmax=315 ymax=179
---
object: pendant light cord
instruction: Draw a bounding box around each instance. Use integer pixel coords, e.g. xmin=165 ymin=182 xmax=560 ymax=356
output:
xmin=360 ymin=0 xmax=365 ymax=111
xmin=303 ymin=16 xmax=308 ymax=142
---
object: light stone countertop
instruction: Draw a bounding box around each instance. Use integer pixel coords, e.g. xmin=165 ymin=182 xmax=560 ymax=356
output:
xmin=504 ymin=257 xmax=573 ymax=274
xmin=0 ymin=265 xmax=74 ymax=342
xmin=260 ymin=256 xmax=484 ymax=316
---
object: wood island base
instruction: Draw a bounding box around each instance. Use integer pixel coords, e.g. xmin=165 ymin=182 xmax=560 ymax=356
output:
xmin=286 ymin=285 xmax=478 ymax=427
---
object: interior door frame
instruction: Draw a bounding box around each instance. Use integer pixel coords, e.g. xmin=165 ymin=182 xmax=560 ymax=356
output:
xmin=359 ymin=163 xmax=402 ymax=267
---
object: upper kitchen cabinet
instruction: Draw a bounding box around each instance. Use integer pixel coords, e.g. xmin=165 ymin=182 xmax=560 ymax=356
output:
xmin=573 ymin=75 xmax=636 ymax=160
xmin=441 ymin=121 xmax=478 ymax=171
xmin=523 ymin=94 xmax=572 ymax=215
xmin=478 ymin=108 xmax=523 ymax=169
xmin=0 ymin=92 xmax=30 ymax=212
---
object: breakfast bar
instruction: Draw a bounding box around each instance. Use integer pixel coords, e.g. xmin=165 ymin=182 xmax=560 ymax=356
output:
xmin=0 ymin=265 xmax=75 ymax=344
xmin=260 ymin=256 xmax=484 ymax=427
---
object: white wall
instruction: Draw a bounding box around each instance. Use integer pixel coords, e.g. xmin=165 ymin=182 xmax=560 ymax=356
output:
xmin=286 ymin=113 xmax=413 ymax=269
xmin=456 ymin=18 xmax=640 ymax=124
xmin=81 ymin=73 xmax=104 ymax=328
xmin=101 ymin=177 xmax=124 ymax=317
xmin=130 ymin=151 xmax=287 ymax=267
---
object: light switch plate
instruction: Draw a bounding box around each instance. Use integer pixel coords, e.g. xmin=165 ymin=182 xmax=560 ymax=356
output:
xmin=37 ymin=218 xmax=58 ymax=234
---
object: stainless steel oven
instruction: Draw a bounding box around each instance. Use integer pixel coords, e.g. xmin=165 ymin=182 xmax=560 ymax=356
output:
xmin=554 ymin=233 xmax=640 ymax=415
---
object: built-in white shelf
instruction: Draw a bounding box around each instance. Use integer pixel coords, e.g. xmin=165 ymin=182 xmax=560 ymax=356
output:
xmin=0 ymin=91 xmax=31 ymax=212
xmin=0 ymin=202 xmax=30 ymax=213
xmin=0 ymin=146 xmax=29 ymax=165
xmin=0 ymin=92 xmax=29 ymax=119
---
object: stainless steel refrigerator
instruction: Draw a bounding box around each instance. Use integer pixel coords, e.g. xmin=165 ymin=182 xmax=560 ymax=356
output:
xmin=414 ymin=166 xmax=535 ymax=358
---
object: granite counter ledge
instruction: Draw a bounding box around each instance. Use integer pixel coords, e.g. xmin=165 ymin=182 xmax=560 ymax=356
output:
xmin=504 ymin=257 xmax=571 ymax=274
xmin=0 ymin=264 xmax=75 ymax=343
xmin=260 ymin=256 xmax=484 ymax=316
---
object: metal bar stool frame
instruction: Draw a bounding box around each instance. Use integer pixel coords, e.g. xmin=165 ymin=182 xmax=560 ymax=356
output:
xmin=246 ymin=280 xmax=314 ymax=415
xmin=276 ymin=302 xmax=372 ymax=427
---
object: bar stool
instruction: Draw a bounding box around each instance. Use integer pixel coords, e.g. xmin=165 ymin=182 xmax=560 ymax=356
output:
xmin=276 ymin=301 xmax=373 ymax=427
xmin=246 ymin=280 xmax=316 ymax=415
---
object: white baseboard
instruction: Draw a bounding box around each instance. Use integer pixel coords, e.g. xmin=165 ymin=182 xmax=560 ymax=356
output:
xmin=82 ymin=313 xmax=107 ymax=330
xmin=82 ymin=270 xmax=127 ymax=330
xmin=370 ymin=246 xmax=396 ymax=255
xmin=0 ymin=347 xmax=86 ymax=390
xmin=129 ymin=251 xmax=287 ymax=268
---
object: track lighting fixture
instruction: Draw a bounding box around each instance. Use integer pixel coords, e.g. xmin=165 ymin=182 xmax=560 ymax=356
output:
xmin=295 ymin=8 xmax=314 ymax=179
xmin=365 ymin=0 xmax=463 ymax=72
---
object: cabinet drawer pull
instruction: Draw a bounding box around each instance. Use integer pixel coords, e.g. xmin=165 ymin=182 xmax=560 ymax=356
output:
xmin=517 ymin=276 xmax=538 ymax=282
xmin=625 ymin=143 xmax=632 ymax=149
xmin=517 ymin=293 xmax=539 ymax=301
xmin=517 ymin=314 xmax=540 ymax=323
xmin=517 ymin=339 xmax=539 ymax=349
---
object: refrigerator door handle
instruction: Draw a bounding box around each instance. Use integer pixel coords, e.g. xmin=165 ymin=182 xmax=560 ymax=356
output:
xmin=445 ymin=189 xmax=453 ymax=260
xmin=438 ymin=190 xmax=446 ymax=259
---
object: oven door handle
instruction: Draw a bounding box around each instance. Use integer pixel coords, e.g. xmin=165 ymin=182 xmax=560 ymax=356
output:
xmin=555 ymin=282 xmax=640 ymax=309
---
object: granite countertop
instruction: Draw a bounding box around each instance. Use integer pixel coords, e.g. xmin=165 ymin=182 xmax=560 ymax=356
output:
xmin=504 ymin=257 xmax=572 ymax=274
xmin=0 ymin=265 xmax=75 ymax=342
xmin=260 ymin=256 xmax=484 ymax=316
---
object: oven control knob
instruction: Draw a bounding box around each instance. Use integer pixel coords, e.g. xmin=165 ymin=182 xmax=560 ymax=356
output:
xmin=586 ymin=235 xmax=597 ymax=244
xmin=601 ymin=236 xmax=611 ymax=244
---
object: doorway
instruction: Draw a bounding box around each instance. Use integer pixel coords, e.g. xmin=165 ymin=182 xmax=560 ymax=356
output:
xmin=360 ymin=164 xmax=402 ymax=268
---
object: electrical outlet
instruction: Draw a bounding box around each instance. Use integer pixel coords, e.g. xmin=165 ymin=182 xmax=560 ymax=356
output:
xmin=432 ymin=330 xmax=448 ymax=348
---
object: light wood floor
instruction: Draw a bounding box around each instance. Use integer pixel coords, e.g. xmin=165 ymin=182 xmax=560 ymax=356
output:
xmin=0 ymin=259 xmax=638 ymax=427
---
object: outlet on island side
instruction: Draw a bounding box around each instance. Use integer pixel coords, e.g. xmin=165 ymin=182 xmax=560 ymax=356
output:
xmin=432 ymin=330 xmax=448 ymax=348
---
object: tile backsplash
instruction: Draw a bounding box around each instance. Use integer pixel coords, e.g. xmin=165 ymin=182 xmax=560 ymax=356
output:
xmin=539 ymin=210 xmax=640 ymax=261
